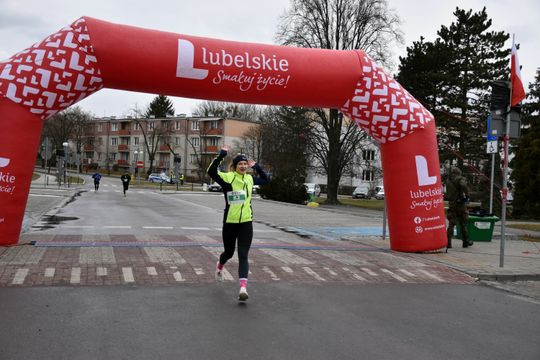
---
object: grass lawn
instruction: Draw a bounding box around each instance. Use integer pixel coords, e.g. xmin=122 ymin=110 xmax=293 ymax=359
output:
xmin=508 ymin=223 xmax=540 ymax=232
xmin=315 ymin=197 xmax=385 ymax=210
xmin=32 ymin=173 xmax=40 ymax=181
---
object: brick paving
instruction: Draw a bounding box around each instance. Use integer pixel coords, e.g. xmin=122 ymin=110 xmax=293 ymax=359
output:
xmin=0 ymin=233 xmax=475 ymax=287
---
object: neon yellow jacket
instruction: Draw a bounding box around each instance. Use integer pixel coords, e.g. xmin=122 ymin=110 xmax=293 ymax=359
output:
xmin=207 ymin=153 xmax=269 ymax=223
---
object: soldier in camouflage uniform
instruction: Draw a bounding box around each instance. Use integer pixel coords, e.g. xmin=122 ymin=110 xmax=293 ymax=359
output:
xmin=446 ymin=167 xmax=472 ymax=248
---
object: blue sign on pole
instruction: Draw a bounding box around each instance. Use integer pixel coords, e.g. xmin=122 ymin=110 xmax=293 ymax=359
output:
xmin=486 ymin=114 xmax=498 ymax=141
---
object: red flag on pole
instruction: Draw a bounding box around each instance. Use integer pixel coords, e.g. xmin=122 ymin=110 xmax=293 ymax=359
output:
xmin=511 ymin=43 xmax=526 ymax=106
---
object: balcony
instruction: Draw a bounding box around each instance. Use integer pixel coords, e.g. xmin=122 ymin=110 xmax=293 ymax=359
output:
xmin=118 ymin=129 xmax=131 ymax=136
xmin=83 ymin=144 xmax=94 ymax=151
xmin=117 ymin=159 xmax=129 ymax=166
xmin=205 ymin=145 xmax=218 ymax=153
xmin=158 ymin=145 xmax=170 ymax=152
xmin=205 ymin=128 xmax=223 ymax=136
xmin=118 ymin=144 xmax=129 ymax=151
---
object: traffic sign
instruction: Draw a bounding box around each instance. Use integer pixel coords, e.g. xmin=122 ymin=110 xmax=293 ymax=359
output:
xmin=487 ymin=140 xmax=498 ymax=154
xmin=136 ymin=161 xmax=144 ymax=168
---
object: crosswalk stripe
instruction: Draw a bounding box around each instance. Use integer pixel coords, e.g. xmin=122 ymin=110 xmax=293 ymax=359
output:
xmin=97 ymin=267 xmax=108 ymax=276
xmin=342 ymin=267 xmax=367 ymax=281
xmin=361 ymin=267 xmax=378 ymax=276
xmin=324 ymin=267 xmax=338 ymax=276
xmin=417 ymin=269 xmax=444 ymax=282
xmin=303 ymin=267 xmax=326 ymax=281
xmin=44 ymin=268 xmax=55 ymax=278
xmin=12 ymin=268 xmax=29 ymax=285
xmin=173 ymin=271 xmax=185 ymax=282
xmin=70 ymin=267 xmax=81 ymax=284
xmin=261 ymin=249 xmax=313 ymax=265
xmin=281 ymin=266 xmax=293 ymax=273
xmin=104 ymin=226 xmax=131 ymax=229
xmin=194 ymin=268 xmax=205 ymax=275
xmin=143 ymin=226 xmax=173 ymax=229
xmin=398 ymin=269 xmax=417 ymax=277
xmin=181 ymin=227 xmax=210 ymax=230
xmin=147 ymin=267 xmax=157 ymax=276
xmin=262 ymin=266 xmax=280 ymax=280
xmin=222 ymin=269 xmax=235 ymax=281
xmin=381 ymin=268 xmax=408 ymax=282
xmin=122 ymin=267 xmax=135 ymax=282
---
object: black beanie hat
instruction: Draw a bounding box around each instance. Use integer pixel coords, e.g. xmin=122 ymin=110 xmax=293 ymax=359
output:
xmin=232 ymin=154 xmax=248 ymax=168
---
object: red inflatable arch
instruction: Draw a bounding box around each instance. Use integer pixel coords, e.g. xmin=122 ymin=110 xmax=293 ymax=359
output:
xmin=0 ymin=17 xmax=446 ymax=252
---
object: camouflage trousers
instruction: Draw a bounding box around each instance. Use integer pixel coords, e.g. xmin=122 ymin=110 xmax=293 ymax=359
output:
xmin=446 ymin=205 xmax=468 ymax=243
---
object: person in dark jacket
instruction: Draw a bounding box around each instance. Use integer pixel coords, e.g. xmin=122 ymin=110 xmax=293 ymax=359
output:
xmin=91 ymin=172 xmax=102 ymax=191
xmin=120 ymin=171 xmax=131 ymax=197
xmin=446 ymin=167 xmax=472 ymax=248
xmin=207 ymin=146 xmax=269 ymax=301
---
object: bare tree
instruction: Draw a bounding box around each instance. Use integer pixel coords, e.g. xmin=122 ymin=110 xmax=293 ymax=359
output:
xmin=193 ymin=101 xmax=261 ymax=120
xmin=276 ymin=0 xmax=402 ymax=203
xmin=232 ymin=125 xmax=264 ymax=163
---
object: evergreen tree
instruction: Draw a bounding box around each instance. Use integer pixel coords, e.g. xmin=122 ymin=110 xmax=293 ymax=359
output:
xmin=145 ymin=95 xmax=175 ymax=118
xmin=510 ymin=69 xmax=540 ymax=218
xmin=398 ymin=7 xmax=509 ymax=203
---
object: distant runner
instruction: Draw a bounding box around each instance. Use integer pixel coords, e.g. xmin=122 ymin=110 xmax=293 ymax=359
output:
xmin=120 ymin=171 xmax=131 ymax=197
xmin=91 ymin=172 xmax=102 ymax=191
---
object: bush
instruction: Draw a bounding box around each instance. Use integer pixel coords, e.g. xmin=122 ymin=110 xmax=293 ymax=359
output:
xmin=259 ymin=176 xmax=308 ymax=204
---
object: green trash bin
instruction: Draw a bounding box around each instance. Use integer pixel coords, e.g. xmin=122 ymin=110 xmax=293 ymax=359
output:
xmin=457 ymin=215 xmax=499 ymax=242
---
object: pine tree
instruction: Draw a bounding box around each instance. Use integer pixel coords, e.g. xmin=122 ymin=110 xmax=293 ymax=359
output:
xmin=145 ymin=95 xmax=175 ymax=118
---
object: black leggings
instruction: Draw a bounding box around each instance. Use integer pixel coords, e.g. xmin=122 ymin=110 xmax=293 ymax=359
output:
xmin=219 ymin=222 xmax=253 ymax=279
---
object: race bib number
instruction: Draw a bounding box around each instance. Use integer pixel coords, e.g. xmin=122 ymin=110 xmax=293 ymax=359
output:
xmin=227 ymin=190 xmax=246 ymax=204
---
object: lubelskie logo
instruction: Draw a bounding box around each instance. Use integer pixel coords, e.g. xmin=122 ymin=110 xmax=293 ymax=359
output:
xmin=176 ymin=39 xmax=291 ymax=92
xmin=0 ymin=157 xmax=16 ymax=195
xmin=410 ymin=155 xmax=443 ymax=211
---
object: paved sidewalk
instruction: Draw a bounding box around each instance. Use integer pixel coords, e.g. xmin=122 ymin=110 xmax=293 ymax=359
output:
xmin=344 ymin=235 xmax=540 ymax=281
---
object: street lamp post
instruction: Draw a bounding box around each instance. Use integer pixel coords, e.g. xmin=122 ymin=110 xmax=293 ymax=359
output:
xmin=62 ymin=141 xmax=69 ymax=187
xmin=134 ymin=149 xmax=143 ymax=183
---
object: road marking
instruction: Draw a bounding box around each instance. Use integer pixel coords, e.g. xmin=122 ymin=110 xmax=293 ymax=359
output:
xmin=173 ymin=271 xmax=185 ymax=282
xmin=324 ymin=267 xmax=338 ymax=276
xmin=260 ymin=249 xmax=313 ymax=265
xmin=361 ymin=267 xmax=378 ymax=276
xmin=143 ymin=226 xmax=173 ymax=229
xmin=0 ymin=246 xmax=45 ymax=265
xmin=12 ymin=268 xmax=29 ymax=285
xmin=181 ymin=227 xmax=210 ymax=230
xmin=194 ymin=268 xmax=205 ymax=275
xmin=381 ymin=268 xmax=408 ymax=282
xmin=281 ymin=266 xmax=293 ymax=273
xmin=44 ymin=268 xmax=55 ymax=278
xmin=262 ymin=266 xmax=280 ymax=280
xmin=29 ymin=193 xmax=63 ymax=198
xmin=79 ymin=247 xmax=116 ymax=264
xmin=316 ymin=250 xmax=367 ymax=265
xmin=147 ymin=267 xmax=157 ymax=276
xmin=222 ymin=269 xmax=235 ymax=281
xmin=398 ymin=269 xmax=417 ymax=277
xmin=303 ymin=267 xmax=326 ymax=281
xmin=104 ymin=226 xmax=132 ymax=229
xmin=342 ymin=267 xmax=367 ymax=281
xmin=97 ymin=267 xmax=108 ymax=276
xmin=70 ymin=267 xmax=81 ymax=284
xmin=60 ymin=225 xmax=94 ymax=229
xmin=144 ymin=248 xmax=186 ymax=265
xmin=122 ymin=267 xmax=135 ymax=283
xmin=417 ymin=269 xmax=444 ymax=282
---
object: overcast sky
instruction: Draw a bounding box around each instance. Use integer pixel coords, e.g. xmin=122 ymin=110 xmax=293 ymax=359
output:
xmin=1 ymin=0 xmax=538 ymax=117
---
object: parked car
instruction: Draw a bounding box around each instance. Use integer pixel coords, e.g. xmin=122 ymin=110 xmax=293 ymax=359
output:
xmin=208 ymin=182 xmax=222 ymax=192
xmin=352 ymin=185 xmax=370 ymax=199
xmin=252 ymin=184 xmax=260 ymax=194
xmin=304 ymin=183 xmax=321 ymax=198
xmin=374 ymin=187 xmax=385 ymax=200
xmin=147 ymin=173 xmax=171 ymax=184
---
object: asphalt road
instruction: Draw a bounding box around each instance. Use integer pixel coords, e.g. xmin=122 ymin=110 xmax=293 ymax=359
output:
xmin=0 ymin=284 xmax=538 ymax=360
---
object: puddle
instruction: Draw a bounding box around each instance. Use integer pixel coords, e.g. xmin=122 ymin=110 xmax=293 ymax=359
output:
xmin=42 ymin=215 xmax=79 ymax=224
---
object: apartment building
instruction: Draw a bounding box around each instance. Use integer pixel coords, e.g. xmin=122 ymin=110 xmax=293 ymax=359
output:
xmin=81 ymin=115 xmax=259 ymax=180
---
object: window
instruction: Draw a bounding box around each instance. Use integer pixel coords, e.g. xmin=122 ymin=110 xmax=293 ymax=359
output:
xmin=362 ymin=150 xmax=375 ymax=161
xmin=111 ymin=138 xmax=118 ymax=146
xmin=97 ymin=123 xmax=103 ymax=132
xmin=210 ymin=121 xmax=218 ymax=129
xmin=191 ymin=121 xmax=199 ymax=130
xmin=111 ymin=123 xmax=118 ymax=131
xmin=148 ymin=122 xmax=155 ymax=130
xmin=134 ymin=137 xmax=139 ymax=145
xmin=175 ymin=121 xmax=181 ymax=130
xmin=110 ymin=153 xmax=117 ymax=161
xmin=175 ymin=137 xmax=181 ymax=145
xmin=190 ymin=154 xmax=198 ymax=164
xmin=362 ymin=170 xmax=374 ymax=181
xmin=97 ymin=152 xmax=102 ymax=161
xmin=191 ymin=137 xmax=199 ymax=147
xmin=208 ymin=138 xmax=219 ymax=146
xmin=134 ymin=122 xmax=140 ymax=131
